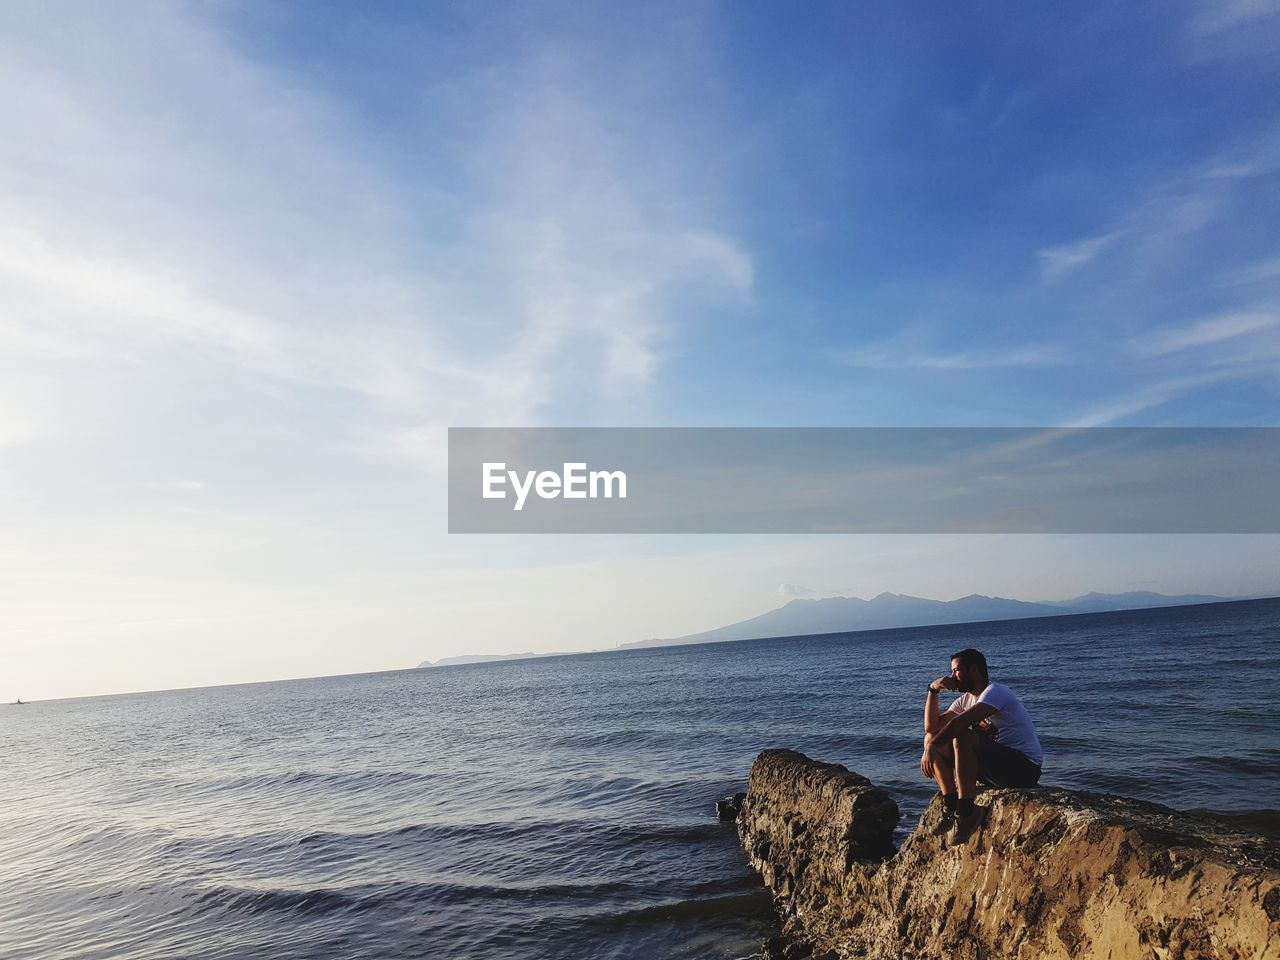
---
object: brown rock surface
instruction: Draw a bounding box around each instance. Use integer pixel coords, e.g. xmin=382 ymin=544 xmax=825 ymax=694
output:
xmin=738 ymin=749 xmax=1280 ymax=960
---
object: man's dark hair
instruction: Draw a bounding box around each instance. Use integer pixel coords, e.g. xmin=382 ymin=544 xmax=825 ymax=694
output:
xmin=950 ymin=648 xmax=988 ymax=675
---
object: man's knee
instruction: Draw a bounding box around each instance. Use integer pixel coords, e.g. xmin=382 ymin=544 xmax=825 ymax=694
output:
xmin=930 ymin=739 xmax=955 ymax=759
xmin=922 ymin=740 xmax=952 ymax=777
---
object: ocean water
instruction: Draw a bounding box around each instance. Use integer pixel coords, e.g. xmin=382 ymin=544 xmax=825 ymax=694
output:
xmin=3 ymin=598 xmax=1278 ymax=960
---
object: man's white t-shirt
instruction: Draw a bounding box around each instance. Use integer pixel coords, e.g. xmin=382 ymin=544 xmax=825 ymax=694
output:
xmin=945 ymin=681 xmax=1043 ymax=765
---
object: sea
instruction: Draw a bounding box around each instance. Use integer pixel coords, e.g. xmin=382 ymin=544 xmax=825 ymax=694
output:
xmin=3 ymin=598 xmax=1278 ymax=960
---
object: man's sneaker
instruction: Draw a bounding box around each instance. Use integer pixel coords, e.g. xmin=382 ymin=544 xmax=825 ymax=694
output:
xmin=929 ymin=804 xmax=956 ymax=838
xmin=949 ymin=807 xmax=983 ymax=844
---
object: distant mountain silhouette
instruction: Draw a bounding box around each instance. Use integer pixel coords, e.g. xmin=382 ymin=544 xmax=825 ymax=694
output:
xmin=1036 ymin=590 xmax=1230 ymax=612
xmin=417 ymin=652 xmax=544 ymax=668
xmin=622 ymin=590 xmax=1236 ymax=649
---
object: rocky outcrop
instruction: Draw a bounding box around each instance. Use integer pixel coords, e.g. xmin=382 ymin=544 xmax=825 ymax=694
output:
xmin=738 ymin=750 xmax=1280 ymax=960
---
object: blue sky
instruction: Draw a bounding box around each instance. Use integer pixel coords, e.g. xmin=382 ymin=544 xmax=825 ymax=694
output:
xmin=2 ymin=2 xmax=1278 ymax=698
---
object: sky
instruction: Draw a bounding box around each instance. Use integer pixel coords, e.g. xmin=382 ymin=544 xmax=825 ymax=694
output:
xmin=3 ymin=1 xmax=1279 ymax=700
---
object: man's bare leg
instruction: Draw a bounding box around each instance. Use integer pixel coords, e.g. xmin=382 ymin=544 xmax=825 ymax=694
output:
xmin=923 ymin=737 xmax=961 ymax=835
xmin=924 ymin=736 xmax=957 ymax=795
xmin=953 ymin=727 xmax=979 ymax=800
xmin=949 ymin=728 xmax=983 ymax=840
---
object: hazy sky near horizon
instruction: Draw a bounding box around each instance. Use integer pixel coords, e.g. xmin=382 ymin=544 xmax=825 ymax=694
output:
xmin=3 ymin=2 xmax=1280 ymax=699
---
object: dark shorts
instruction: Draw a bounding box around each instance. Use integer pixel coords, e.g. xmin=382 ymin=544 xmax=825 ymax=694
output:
xmin=976 ymin=734 xmax=1042 ymax=788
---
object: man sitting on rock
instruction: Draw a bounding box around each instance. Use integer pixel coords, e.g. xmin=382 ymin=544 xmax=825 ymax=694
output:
xmin=920 ymin=647 xmax=1043 ymax=839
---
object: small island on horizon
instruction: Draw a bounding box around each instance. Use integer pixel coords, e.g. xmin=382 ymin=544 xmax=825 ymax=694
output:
xmin=415 ymin=588 xmax=1267 ymax=668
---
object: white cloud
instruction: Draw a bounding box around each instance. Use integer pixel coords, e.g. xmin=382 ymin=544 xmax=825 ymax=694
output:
xmin=1033 ymin=187 xmax=1227 ymax=292
xmin=1064 ymin=369 xmax=1257 ymax=427
xmin=1037 ymin=232 xmax=1118 ymax=280
xmin=0 ymin=3 xmax=751 ymax=479
xmin=1203 ymin=162 xmax=1267 ymax=180
xmin=1137 ymin=311 xmax=1280 ymax=357
xmin=1187 ymin=0 xmax=1280 ymax=35
xmin=1199 ymin=133 xmax=1280 ymax=183
xmin=0 ymin=225 xmax=281 ymax=358
xmin=0 ymin=406 xmax=44 ymax=448
xmin=0 ymin=3 xmax=760 ymax=697
xmin=1181 ymin=0 xmax=1280 ymax=61
xmin=1221 ymin=256 xmax=1280 ymax=286
xmin=843 ymin=344 xmax=1062 ymax=370
xmin=142 ymin=480 xmax=206 ymax=493
xmin=778 ymin=582 xmax=813 ymax=595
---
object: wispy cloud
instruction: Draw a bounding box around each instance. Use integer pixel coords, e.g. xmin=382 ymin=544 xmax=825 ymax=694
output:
xmin=843 ymin=344 xmax=1063 ymax=370
xmin=1220 ymin=255 xmax=1280 ymax=286
xmin=1203 ymin=162 xmax=1267 ymax=180
xmin=1187 ymin=0 xmax=1280 ymax=36
xmin=1034 ymin=183 xmax=1228 ymax=292
xmin=144 ymin=480 xmax=206 ymax=493
xmin=0 ymin=4 xmax=751 ymax=471
xmin=1065 ymin=369 xmax=1262 ymax=426
xmin=1136 ymin=310 xmax=1280 ymax=357
xmin=777 ymin=582 xmax=813 ymax=595
xmin=1037 ymin=232 xmax=1118 ymax=280
xmin=1181 ymin=0 xmax=1280 ymax=60
xmin=0 ymin=403 xmax=45 ymax=449
xmin=1199 ymin=134 xmax=1280 ymax=181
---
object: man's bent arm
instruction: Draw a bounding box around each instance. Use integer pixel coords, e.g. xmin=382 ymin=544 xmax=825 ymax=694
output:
xmin=924 ymin=684 xmax=945 ymax=734
xmin=932 ymin=702 xmax=997 ymax=745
